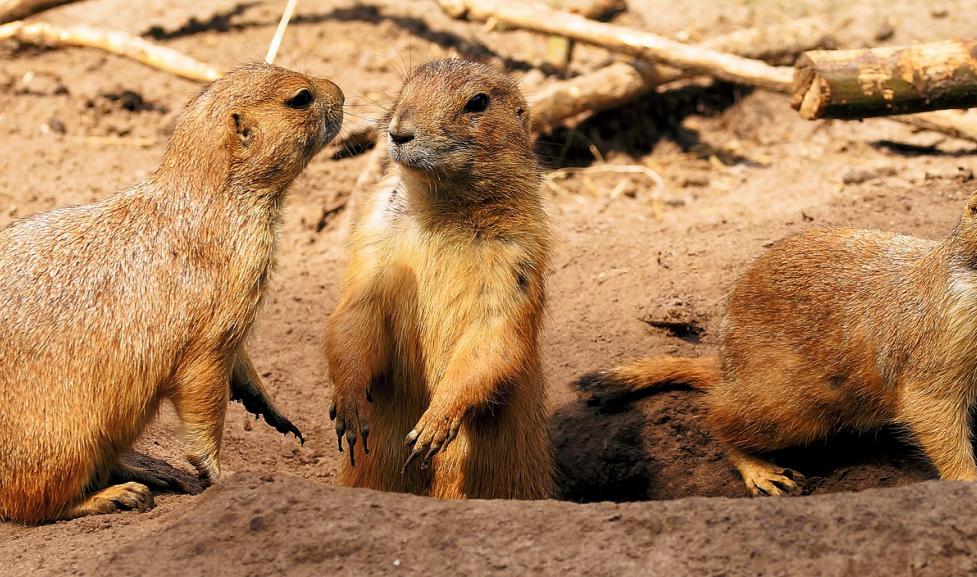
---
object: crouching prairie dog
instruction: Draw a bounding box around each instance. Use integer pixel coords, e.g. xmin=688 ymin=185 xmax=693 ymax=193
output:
xmin=584 ymin=194 xmax=977 ymax=496
xmin=0 ymin=63 xmax=343 ymax=523
xmin=325 ymin=59 xmax=554 ymax=499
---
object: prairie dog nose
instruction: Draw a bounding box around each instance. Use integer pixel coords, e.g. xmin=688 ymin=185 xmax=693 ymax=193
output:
xmin=388 ymin=113 xmax=416 ymax=145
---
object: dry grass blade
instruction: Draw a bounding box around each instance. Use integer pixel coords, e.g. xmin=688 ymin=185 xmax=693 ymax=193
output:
xmin=548 ymin=164 xmax=665 ymax=192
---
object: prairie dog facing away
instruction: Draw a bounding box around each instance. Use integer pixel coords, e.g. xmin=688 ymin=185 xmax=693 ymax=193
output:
xmin=325 ymin=59 xmax=554 ymax=499
xmin=584 ymin=193 xmax=977 ymax=496
xmin=0 ymin=63 xmax=343 ymax=523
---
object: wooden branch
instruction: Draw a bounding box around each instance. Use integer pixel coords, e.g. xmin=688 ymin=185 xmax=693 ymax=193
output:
xmin=439 ymin=0 xmax=793 ymax=91
xmin=0 ymin=0 xmax=78 ymax=24
xmin=892 ymin=109 xmax=977 ymax=143
xmin=0 ymin=21 xmax=222 ymax=82
xmin=531 ymin=61 xmax=655 ymax=131
xmin=531 ymin=18 xmax=836 ymax=132
xmin=793 ymin=39 xmax=977 ymax=119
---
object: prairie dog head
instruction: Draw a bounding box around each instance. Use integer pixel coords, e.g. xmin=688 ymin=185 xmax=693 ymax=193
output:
xmin=384 ymin=59 xmax=534 ymax=188
xmin=162 ymin=62 xmax=344 ymax=192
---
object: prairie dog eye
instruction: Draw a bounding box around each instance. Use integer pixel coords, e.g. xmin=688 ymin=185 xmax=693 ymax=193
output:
xmin=464 ymin=93 xmax=490 ymax=113
xmin=286 ymin=88 xmax=313 ymax=109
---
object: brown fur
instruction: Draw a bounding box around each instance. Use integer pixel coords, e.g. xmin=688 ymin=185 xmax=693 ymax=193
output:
xmin=325 ymin=59 xmax=554 ymax=499
xmin=588 ymin=194 xmax=977 ymax=495
xmin=0 ymin=63 xmax=343 ymax=523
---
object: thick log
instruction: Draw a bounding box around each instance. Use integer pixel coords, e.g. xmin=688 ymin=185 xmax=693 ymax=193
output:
xmin=0 ymin=21 xmax=222 ymax=82
xmin=793 ymin=39 xmax=977 ymax=119
xmin=0 ymin=0 xmax=78 ymax=24
xmin=439 ymin=0 xmax=793 ymax=91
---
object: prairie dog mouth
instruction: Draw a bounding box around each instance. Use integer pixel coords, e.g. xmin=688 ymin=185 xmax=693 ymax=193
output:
xmin=320 ymin=108 xmax=343 ymax=147
xmin=388 ymin=139 xmax=436 ymax=171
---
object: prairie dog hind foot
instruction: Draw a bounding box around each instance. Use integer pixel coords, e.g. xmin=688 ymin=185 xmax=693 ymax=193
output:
xmin=58 ymin=482 xmax=155 ymax=520
xmin=727 ymin=446 xmax=805 ymax=496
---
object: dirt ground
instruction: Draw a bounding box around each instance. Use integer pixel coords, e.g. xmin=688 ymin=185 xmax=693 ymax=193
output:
xmin=2 ymin=0 xmax=977 ymax=575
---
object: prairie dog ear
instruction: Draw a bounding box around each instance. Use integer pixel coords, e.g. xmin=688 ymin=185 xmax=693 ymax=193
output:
xmin=966 ymin=190 xmax=977 ymax=218
xmin=228 ymin=111 xmax=257 ymax=150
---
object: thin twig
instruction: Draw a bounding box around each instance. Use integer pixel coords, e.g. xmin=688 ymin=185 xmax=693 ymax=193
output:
xmin=265 ymin=0 xmax=299 ymax=65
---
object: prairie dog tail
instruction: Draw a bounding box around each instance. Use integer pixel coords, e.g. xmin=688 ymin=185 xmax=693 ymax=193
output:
xmin=577 ymin=356 xmax=719 ymax=402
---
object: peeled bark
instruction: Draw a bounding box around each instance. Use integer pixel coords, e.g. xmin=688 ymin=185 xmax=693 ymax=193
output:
xmin=793 ymin=39 xmax=977 ymax=119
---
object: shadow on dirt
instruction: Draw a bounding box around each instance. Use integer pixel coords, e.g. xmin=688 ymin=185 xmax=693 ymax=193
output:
xmin=120 ymin=452 xmax=207 ymax=496
xmin=143 ymin=2 xmax=260 ymax=39
xmin=552 ymin=397 xmax=658 ymax=502
xmin=536 ymin=81 xmax=752 ymax=169
xmin=553 ymin=375 xmax=941 ymax=502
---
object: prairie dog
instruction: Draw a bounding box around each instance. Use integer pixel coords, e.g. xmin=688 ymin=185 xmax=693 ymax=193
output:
xmin=0 ymin=63 xmax=343 ymax=523
xmin=325 ymin=59 xmax=554 ymax=499
xmin=586 ymin=194 xmax=977 ymax=496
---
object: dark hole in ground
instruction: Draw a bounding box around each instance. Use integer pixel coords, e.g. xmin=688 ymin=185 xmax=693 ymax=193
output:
xmin=639 ymin=318 xmax=704 ymax=344
xmin=102 ymin=90 xmax=168 ymax=113
xmin=553 ymin=383 xmax=943 ymax=503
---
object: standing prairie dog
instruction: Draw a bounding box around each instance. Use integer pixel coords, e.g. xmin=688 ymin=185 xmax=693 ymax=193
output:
xmin=586 ymin=194 xmax=977 ymax=496
xmin=0 ymin=63 xmax=343 ymax=523
xmin=325 ymin=59 xmax=554 ymax=499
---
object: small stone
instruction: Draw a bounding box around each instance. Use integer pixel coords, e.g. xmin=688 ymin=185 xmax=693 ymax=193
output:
xmin=874 ymin=21 xmax=895 ymax=42
xmin=45 ymin=117 xmax=66 ymax=134
xmin=842 ymin=165 xmax=897 ymax=185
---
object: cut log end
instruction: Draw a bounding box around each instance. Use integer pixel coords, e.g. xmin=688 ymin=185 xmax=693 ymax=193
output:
xmin=791 ymin=54 xmax=828 ymax=120
xmin=792 ymin=40 xmax=977 ymax=120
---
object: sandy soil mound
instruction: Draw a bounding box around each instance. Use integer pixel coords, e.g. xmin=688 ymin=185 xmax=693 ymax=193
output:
xmin=100 ymin=472 xmax=977 ymax=577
